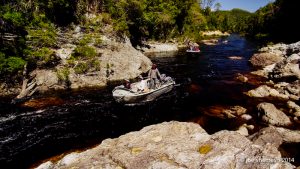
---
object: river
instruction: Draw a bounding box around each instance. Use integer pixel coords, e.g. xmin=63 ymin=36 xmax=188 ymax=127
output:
xmin=0 ymin=34 xmax=268 ymax=168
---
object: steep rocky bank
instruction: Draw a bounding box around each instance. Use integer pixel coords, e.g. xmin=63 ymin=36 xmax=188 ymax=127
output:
xmin=247 ymin=41 xmax=300 ymax=125
xmin=0 ymin=26 xmax=152 ymax=97
xmin=36 ymin=121 xmax=295 ymax=169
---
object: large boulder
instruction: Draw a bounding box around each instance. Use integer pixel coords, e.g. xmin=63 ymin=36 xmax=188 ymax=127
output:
xmin=258 ymin=43 xmax=288 ymax=57
xmin=275 ymin=127 xmax=300 ymax=143
xmin=271 ymin=60 xmax=300 ymax=80
xmin=257 ymin=102 xmax=292 ymax=127
xmin=141 ymin=42 xmax=178 ymax=55
xmin=246 ymin=85 xmax=290 ymax=100
xmin=249 ymin=126 xmax=283 ymax=148
xmin=36 ymin=121 xmax=294 ymax=169
xmin=250 ymin=53 xmax=284 ymax=67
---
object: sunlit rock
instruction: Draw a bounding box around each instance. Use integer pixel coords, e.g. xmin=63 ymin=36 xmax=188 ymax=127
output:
xmin=287 ymin=101 xmax=300 ymax=117
xmin=222 ymin=105 xmax=247 ymax=118
xmin=36 ymin=121 xmax=295 ymax=169
xmin=235 ymin=73 xmax=248 ymax=83
xmin=241 ymin=114 xmax=252 ymax=121
xmin=257 ymin=102 xmax=292 ymax=127
xmin=236 ymin=124 xmax=249 ymax=136
xmin=141 ymin=42 xmax=178 ymax=54
xmin=55 ymin=44 xmax=76 ymax=60
xmin=35 ymin=161 xmax=54 ymax=169
xmin=246 ymin=85 xmax=290 ymax=100
xmin=275 ymin=127 xmax=300 ymax=143
xmin=250 ymin=52 xmax=284 ymax=67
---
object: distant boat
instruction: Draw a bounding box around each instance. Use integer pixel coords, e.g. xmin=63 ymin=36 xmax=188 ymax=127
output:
xmin=186 ymin=49 xmax=201 ymax=53
xmin=112 ymin=77 xmax=175 ymax=104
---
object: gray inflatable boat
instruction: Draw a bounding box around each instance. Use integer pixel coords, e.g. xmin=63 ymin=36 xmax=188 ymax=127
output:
xmin=112 ymin=77 xmax=175 ymax=104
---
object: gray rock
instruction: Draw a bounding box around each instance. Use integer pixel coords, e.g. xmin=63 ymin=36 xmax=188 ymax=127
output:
xmin=35 ymin=70 xmax=59 ymax=91
xmin=74 ymin=26 xmax=81 ymax=33
xmin=222 ymin=106 xmax=247 ymax=118
xmin=287 ymin=101 xmax=300 ymax=117
xmin=271 ymin=60 xmax=300 ymax=80
xmin=236 ymin=124 xmax=249 ymax=136
xmin=247 ymin=85 xmax=272 ymax=98
xmin=35 ymin=121 xmax=295 ymax=169
xmin=235 ymin=73 xmax=248 ymax=83
xmin=250 ymin=53 xmax=284 ymax=67
xmin=257 ymin=102 xmax=292 ymax=127
xmin=241 ymin=114 xmax=252 ymax=121
xmin=286 ymin=80 xmax=300 ymax=96
xmin=55 ymin=44 xmax=76 ymax=60
xmin=275 ymin=127 xmax=300 ymax=143
xmin=35 ymin=161 xmax=54 ymax=169
xmin=247 ymin=85 xmax=290 ymax=100
xmin=259 ymin=43 xmax=288 ymax=57
xmin=250 ymin=126 xmax=283 ymax=148
xmin=286 ymin=53 xmax=300 ymax=63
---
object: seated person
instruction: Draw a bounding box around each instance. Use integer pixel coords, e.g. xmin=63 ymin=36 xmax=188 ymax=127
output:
xmin=124 ymin=79 xmax=131 ymax=89
xmin=136 ymin=76 xmax=149 ymax=92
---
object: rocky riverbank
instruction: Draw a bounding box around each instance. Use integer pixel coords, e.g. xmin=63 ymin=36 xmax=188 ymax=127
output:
xmin=35 ymin=121 xmax=296 ymax=169
xmin=247 ymin=41 xmax=300 ymax=125
xmin=0 ymin=25 xmax=152 ymax=98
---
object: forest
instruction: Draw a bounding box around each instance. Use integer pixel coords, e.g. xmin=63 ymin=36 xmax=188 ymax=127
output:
xmin=0 ymin=0 xmax=299 ymax=80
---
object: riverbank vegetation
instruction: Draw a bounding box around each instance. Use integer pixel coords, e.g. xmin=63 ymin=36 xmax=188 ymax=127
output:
xmin=0 ymin=0 xmax=298 ymax=83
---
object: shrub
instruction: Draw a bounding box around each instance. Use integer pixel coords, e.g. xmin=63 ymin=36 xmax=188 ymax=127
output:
xmin=5 ymin=56 xmax=26 ymax=73
xmin=29 ymin=47 xmax=59 ymax=67
xmin=101 ymin=13 xmax=112 ymax=24
xmin=0 ymin=53 xmax=6 ymax=74
xmin=56 ymin=67 xmax=70 ymax=82
xmin=27 ymin=27 xmax=57 ymax=48
xmin=90 ymin=59 xmax=101 ymax=71
xmin=72 ymin=45 xmax=97 ymax=59
xmin=27 ymin=14 xmax=58 ymax=48
xmin=74 ymin=62 xmax=89 ymax=74
xmin=3 ymin=11 xmax=26 ymax=27
xmin=78 ymin=35 xmax=93 ymax=46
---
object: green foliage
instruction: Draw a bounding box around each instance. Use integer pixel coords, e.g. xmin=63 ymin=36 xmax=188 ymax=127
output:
xmin=72 ymin=45 xmax=97 ymax=59
xmin=90 ymin=59 xmax=101 ymax=71
xmin=246 ymin=0 xmax=300 ymax=43
xmin=27 ymin=47 xmax=58 ymax=67
xmin=3 ymin=11 xmax=26 ymax=27
xmin=94 ymin=35 xmax=103 ymax=48
xmin=0 ymin=52 xmax=26 ymax=75
xmin=56 ymin=67 xmax=70 ymax=82
xmin=101 ymin=13 xmax=112 ymax=24
xmin=205 ymin=8 xmax=252 ymax=33
xmin=5 ymin=57 xmax=26 ymax=73
xmin=0 ymin=53 xmax=6 ymax=74
xmin=78 ymin=35 xmax=93 ymax=46
xmin=74 ymin=62 xmax=89 ymax=74
xmin=183 ymin=2 xmax=207 ymax=40
xmin=72 ymin=59 xmax=101 ymax=74
xmin=27 ymin=16 xmax=58 ymax=48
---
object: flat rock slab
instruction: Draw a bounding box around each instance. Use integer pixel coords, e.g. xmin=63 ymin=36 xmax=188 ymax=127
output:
xmin=36 ymin=121 xmax=294 ymax=169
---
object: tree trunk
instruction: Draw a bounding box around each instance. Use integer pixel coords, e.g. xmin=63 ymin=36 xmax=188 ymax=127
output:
xmin=15 ymin=64 xmax=38 ymax=99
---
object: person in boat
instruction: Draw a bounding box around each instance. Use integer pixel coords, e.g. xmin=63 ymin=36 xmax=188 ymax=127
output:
xmin=148 ymin=64 xmax=161 ymax=89
xmin=136 ymin=75 xmax=149 ymax=92
xmin=124 ymin=79 xmax=131 ymax=89
xmin=188 ymin=41 xmax=194 ymax=51
xmin=193 ymin=43 xmax=200 ymax=51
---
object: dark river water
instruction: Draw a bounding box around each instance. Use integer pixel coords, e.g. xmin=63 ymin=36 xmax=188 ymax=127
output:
xmin=0 ymin=34 xmax=298 ymax=168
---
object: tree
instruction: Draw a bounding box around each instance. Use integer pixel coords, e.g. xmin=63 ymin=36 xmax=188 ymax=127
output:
xmin=201 ymin=0 xmax=216 ymax=10
xmin=214 ymin=2 xmax=221 ymax=11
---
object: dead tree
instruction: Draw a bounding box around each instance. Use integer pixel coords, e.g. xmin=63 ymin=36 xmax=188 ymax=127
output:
xmin=15 ymin=64 xmax=38 ymax=99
